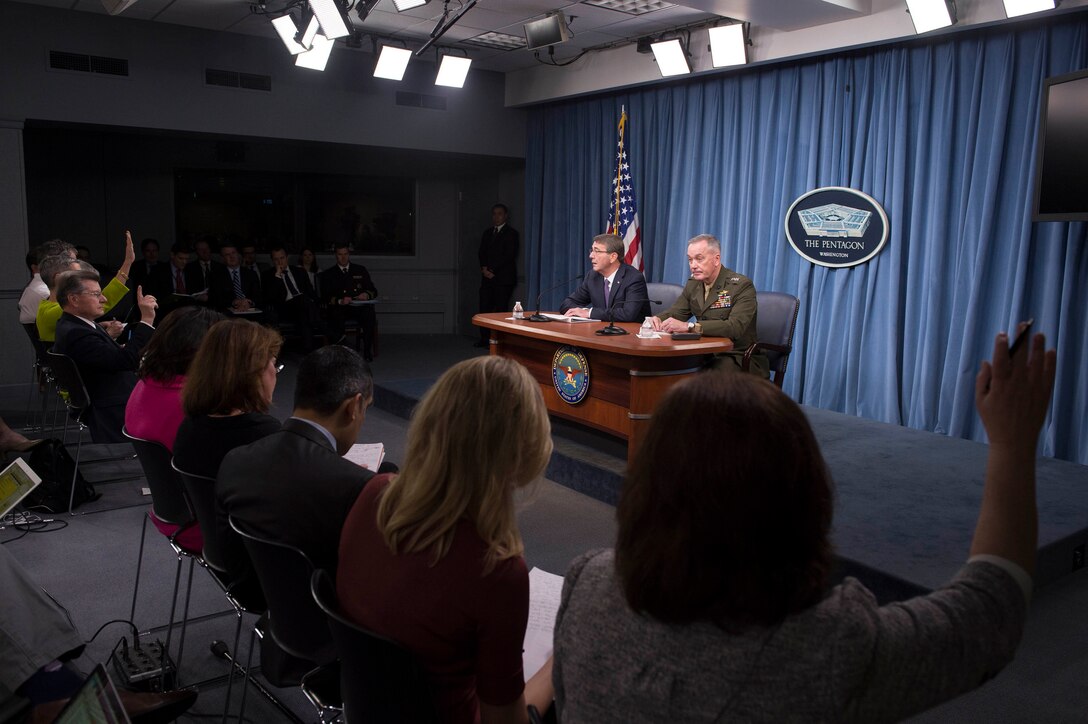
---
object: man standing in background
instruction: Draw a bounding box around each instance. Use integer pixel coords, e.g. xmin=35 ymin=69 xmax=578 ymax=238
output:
xmin=476 ymin=203 xmax=519 ymax=348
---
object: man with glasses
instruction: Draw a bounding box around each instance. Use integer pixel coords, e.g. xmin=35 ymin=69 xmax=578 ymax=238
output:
xmin=560 ymin=233 xmax=651 ymax=322
xmin=52 ymin=270 xmax=158 ymax=443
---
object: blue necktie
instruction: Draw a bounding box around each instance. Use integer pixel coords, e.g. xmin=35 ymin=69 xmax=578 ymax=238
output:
xmin=232 ymin=269 xmax=243 ymax=298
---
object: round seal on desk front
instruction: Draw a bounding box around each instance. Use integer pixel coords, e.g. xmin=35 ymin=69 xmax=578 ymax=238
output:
xmin=552 ymin=346 xmax=590 ymax=404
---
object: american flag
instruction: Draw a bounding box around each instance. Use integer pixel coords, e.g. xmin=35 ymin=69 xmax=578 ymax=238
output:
xmin=605 ymin=108 xmax=643 ymax=271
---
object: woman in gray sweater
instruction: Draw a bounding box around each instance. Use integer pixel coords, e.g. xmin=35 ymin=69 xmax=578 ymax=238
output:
xmin=554 ymin=327 xmax=1054 ymax=723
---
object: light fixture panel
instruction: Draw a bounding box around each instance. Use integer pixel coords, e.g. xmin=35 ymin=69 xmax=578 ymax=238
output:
xmin=650 ymin=38 xmax=690 ymax=77
xmin=1002 ymin=0 xmax=1057 ymax=17
xmin=708 ymin=24 xmax=746 ymax=68
xmin=392 ymin=0 xmax=429 ymax=10
xmin=905 ymin=0 xmax=955 ymax=34
xmin=310 ymin=0 xmax=351 ymax=40
xmin=374 ymin=46 xmax=412 ymax=81
xmin=295 ymin=33 xmax=335 ymax=71
xmin=272 ymin=15 xmax=308 ymax=55
xmin=435 ymin=55 xmax=472 ymax=88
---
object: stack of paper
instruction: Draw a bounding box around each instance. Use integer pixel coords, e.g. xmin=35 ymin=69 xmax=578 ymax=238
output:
xmin=345 ymin=443 xmax=385 ymax=471
xmin=523 ymin=567 xmax=564 ymax=680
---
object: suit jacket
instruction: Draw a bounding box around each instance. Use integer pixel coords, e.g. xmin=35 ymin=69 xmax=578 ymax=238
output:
xmin=185 ymin=259 xmax=225 ymax=294
xmin=147 ymin=263 xmax=203 ymax=300
xmin=560 ymin=264 xmax=651 ymax=322
xmin=261 ymin=265 xmax=318 ymax=310
xmin=209 ymin=265 xmax=264 ymax=310
xmin=478 ymin=224 xmax=519 ymax=287
xmin=659 ymin=267 xmax=768 ymax=377
xmin=128 ymin=260 xmax=163 ymax=292
xmin=318 ymin=263 xmax=377 ymax=306
xmin=53 ymin=312 xmax=154 ymax=443
xmin=216 ymin=418 xmax=375 ymax=574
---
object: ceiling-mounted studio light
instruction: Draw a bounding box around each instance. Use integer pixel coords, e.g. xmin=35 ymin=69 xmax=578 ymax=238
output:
xmin=309 ymin=0 xmax=351 ymax=39
xmin=1002 ymin=0 xmax=1058 ymax=17
xmin=392 ymin=0 xmax=430 ymax=10
xmin=295 ymin=32 xmax=335 ymax=71
xmin=374 ymin=45 xmax=412 ymax=81
xmin=905 ymin=0 xmax=956 ymax=33
xmin=435 ymin=54 xmax=472 ymax=88
xmin=650 ymin=37 xmax=690 ymax=77
xmin=272 ymin=13 xmax=319 ymax=55
xmin=708 ymin=23 xmax=747 ymax=68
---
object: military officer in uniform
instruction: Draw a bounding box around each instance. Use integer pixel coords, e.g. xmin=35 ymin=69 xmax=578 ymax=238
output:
xmin=652 ymin=233 xmax=768 ymax=378
xmin=320 ymin=242 xmax=378 ymax=361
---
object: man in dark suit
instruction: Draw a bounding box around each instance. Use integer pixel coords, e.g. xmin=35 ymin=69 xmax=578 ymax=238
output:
xmin=560 ymin=233 xmax=651 ymax=323
xmin=52 ymin=270 xmax=158 ymax=443
xmin=262 ymin=245 xmax=324 ymax=351
xmin=476 ymin=203 xmax=519 ymax=346
xmin=241 ymin=243 xmax=270 ymax=286
xmin=217 ymin=345 xmax=392 ymax=577
xmin=127 ymin=237 xmax=163 ymax=291
xmin=209 ymin=241 xmax=263 ymax=314
xmin=185 ymin=237 xmax=223 ymax=295
xmin=318 ymin=243 xmax=378 ymax=361
xmin=147 ymin=241 xmax=204 ymax=321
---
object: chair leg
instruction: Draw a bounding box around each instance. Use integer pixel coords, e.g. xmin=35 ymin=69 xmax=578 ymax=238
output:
xmin=174 ymin=557 xmax=195 ymax=684
xmin=221 ymin=612 xmax=244 ymax=724
xmin=130 ymin=514 xmax=149 ymax=623
xmin=67 ymin=431 xmax=83 ymax=516
xmin=237 ymin=625 xmax=258 ymax=724
xmin=161 ymin=553 xmax=184 ymax=681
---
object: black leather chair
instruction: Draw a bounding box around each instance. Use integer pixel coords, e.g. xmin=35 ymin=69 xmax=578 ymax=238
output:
xmin=742 ymin=291 xmax=800 ymax=388
xmin=229 ymin=516 xmax=341 ymax=722
xmin=125 ymin=430 xmax=201 ymax=686
xmin=645 ymin=282 xmax=684 ymax=314
xmin=310 ymin=569 xmax=437 ymax=724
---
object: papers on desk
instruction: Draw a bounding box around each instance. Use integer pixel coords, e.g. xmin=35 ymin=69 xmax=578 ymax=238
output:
xmin=229 ymin=308 xmax=262 ymax=315
xmin=539 ymin=313 xmax=595 ymax=323
xmin=523 ymin=566 xmax=564 ymax=681
xmin=171 ymin=289 xmax=209 ymax=300
xmin=345 ymin=443 xmax=385 ymax=471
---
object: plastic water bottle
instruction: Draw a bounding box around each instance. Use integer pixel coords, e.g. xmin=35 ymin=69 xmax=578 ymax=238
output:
xmin=512 ymin=301 xmax=524 ymax=320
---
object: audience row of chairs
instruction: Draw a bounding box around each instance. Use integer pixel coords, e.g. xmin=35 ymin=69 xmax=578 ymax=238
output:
xmin=125 ymin=429 xmax=432 ymax=723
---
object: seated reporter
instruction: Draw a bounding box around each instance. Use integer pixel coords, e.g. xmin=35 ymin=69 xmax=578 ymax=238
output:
xmin=337 ymin=356 xmax=555 ymax=724
xmin=173 ymin=319 xmax=283 ymax=603
xmin=553 ymin=329 xmax=1055 ymax=722
xmin=52 ymin=271 xmax=157 ymax=444
xmin=124 ymin=306 xmax=224 ymax=551
xmin=560 ymin=233 xmax=650 ymax=322
xmin=262 ymin=245 xmax=324 ymax=351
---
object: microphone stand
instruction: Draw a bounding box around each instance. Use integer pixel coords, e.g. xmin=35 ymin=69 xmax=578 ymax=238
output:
xmin=529 ymin=274 xmax=584 ymax=322
xmin=595 ymin=297 xmax=661 ymax=336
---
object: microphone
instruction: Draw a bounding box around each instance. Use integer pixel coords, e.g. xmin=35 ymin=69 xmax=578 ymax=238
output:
xmin=529 ymin=274 xmax=584 ymax=322
xmin=596 ymin=297 xmax=661 ymax=336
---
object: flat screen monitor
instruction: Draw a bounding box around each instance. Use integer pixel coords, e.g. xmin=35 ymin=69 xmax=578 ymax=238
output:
xmin=1031 ymin=68 xmax=1088 ymax=222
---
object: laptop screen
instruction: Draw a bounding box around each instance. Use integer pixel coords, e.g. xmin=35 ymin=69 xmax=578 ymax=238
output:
xmin=54 ymin=664 xmax=131 ymax=724
xmin=0 ymin=458 xmax=41 ymax=519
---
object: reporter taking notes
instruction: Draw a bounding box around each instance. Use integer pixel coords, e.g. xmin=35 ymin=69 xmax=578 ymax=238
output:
xmin=553 ymin=326 xmax=1056 ymax=722
xmin=652 ymin=233 xmax=768 ymax=377
xmin=560 ymin=234 xmax=650 ymax=323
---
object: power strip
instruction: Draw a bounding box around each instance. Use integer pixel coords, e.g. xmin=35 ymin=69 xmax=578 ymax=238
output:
xmin=109 ymin=636 xmax=177 ymax=691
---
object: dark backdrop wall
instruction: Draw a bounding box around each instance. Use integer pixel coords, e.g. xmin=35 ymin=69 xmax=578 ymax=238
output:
xmin=525 ymin=13 xmax=1088 ymax=464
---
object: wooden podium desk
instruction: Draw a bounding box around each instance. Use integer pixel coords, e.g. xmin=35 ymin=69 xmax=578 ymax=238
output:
xmin=472 ymin=313 xmax=731 ymax=468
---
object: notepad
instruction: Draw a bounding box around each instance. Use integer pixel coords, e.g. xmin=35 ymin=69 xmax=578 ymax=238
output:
xmin=345 ymin=443 xmax=385 ymax=471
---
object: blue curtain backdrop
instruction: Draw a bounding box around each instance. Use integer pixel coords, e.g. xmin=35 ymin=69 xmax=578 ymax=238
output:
xmin=524 ymin=14 xmax=1088 ymax=464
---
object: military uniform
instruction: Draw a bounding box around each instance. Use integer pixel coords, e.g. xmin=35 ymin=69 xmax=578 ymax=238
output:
xmin=658 ymin=267 xmax=768 ymax=378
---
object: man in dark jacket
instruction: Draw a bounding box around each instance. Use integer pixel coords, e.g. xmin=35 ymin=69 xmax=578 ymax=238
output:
xmin=476 ymin=203 xmax=519 ymax=346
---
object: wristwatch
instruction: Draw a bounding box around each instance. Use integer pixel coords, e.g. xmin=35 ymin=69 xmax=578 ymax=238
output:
xmin=687 ymin=322 xmax=695 ymax=332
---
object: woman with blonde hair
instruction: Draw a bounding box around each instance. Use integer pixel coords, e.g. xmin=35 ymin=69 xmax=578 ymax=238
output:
xmin=337 ymin=355 xmax=556 ymax=724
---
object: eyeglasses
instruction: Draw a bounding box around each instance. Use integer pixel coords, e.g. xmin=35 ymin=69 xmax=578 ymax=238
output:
xmin=71 ymin=290 xmax=107 ymax=299
xmin=589 ymin=248 xmax=610 ymax=255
